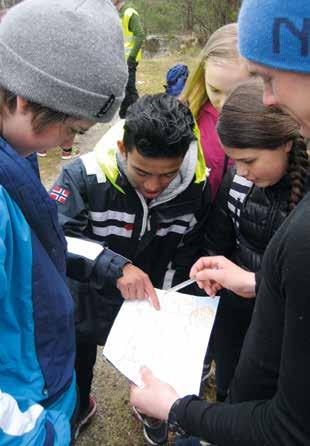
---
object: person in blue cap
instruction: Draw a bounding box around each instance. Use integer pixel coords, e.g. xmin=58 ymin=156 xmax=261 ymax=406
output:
xmin=130 ymin=2 xmax=310 ymax=445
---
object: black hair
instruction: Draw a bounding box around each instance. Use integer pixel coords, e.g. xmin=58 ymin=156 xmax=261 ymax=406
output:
xmin=123 ymin=93 xmax=195 ymax=159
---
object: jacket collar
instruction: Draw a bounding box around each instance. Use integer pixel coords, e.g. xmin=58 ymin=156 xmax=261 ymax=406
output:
xmin=0 ymin=137 xmax=67 ymax=275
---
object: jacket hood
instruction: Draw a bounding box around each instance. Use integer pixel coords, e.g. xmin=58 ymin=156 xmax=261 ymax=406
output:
xmin=116 ymin=140 xmax=198 ymax=205
xmin=94 ymin=119 xmax=207 ymax=202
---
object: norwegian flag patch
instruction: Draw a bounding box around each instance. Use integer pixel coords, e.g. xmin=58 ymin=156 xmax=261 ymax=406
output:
xmin=50 ymin=186 xmax=71 ymax=204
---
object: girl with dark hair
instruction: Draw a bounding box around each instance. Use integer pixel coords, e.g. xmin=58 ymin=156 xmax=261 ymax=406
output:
xmin=131 ymin=78 xmax=310 ymax=446
xmin=200 ymin=78 xmax=310 ymax=403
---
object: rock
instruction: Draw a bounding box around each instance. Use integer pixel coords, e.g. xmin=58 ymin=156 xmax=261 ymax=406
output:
xmin=144 ymin=37 xmax=160 ymax=54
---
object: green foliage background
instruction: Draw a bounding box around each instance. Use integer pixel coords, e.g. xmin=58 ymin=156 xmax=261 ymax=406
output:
xmin=130 ymin=0 xmax=241 ymax=37
xmin=1 ymin=1 xmax=241 ymax=39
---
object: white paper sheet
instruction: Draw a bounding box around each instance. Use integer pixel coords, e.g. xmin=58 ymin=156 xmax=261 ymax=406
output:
xmin=103 ymin=289 xmax=219 ymax=397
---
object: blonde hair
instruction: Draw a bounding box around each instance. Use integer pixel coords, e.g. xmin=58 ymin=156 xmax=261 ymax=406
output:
xmin=181 ymin=23 xmax=239 ymax=119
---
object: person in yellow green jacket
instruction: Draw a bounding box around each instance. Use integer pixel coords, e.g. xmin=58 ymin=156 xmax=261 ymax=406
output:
xmin=112 ymin=0 xmax=145 ymax=118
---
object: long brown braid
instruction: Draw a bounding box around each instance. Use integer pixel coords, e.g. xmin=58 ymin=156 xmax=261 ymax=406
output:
xmin=287 ymin=138 xmax=310 ymax=212
xmin=217 ymin=78 xmax=310 ymax=214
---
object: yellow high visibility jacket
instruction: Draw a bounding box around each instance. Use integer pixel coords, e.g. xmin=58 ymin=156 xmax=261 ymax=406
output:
xmin=121 ymin=7 xmax=142 ymax=62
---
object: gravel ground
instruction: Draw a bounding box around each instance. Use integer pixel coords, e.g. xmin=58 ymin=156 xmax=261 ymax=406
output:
xmin=76 ymin=349 xmax=146 ymax=446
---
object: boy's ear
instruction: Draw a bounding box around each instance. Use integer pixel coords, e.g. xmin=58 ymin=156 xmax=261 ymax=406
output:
xmin=16 ymin=96 xmax=29 ymax=114
xmin=117 ymin=140 xmax=127 ymax=157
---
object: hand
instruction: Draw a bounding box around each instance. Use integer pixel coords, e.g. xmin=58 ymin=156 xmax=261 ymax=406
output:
xmin=190 ymin=256 xmax=256 ymax=298
xmin=117 ymin=264 xmax=160 ymax=310
xmin=130 ymin=367 xmax=179 ymax=420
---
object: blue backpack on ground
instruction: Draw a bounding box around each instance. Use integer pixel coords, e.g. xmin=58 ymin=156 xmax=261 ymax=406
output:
xmin=164 ymin=63 xmax=189 ymax=96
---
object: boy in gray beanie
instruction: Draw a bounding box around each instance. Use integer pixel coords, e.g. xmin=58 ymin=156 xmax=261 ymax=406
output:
xmin=0 ymin=0 xmax=127 ymax=123
xmin=0 ymin=0 xmax=127 ymax=444
xmin=129 ymin=2 xmax=310 ymax=446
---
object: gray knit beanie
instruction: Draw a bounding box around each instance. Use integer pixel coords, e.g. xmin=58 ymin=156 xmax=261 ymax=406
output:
xmin=0 ymin=0 xmax=128 ymax=122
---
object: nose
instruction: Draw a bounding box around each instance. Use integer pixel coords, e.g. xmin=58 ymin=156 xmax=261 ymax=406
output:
xmin=262 ymin=83 xmax=277 ymax=107
xmin=236 ymin=162 xmax=249 ymax=178
xmin=61 ymin=135 xmax=75 ymax=148
xmin=145 ymin=176 xmax=161 ymax=192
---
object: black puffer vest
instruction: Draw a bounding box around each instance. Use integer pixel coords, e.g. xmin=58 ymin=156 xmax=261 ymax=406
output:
xmin=229 ymin=173 xmax=291 ymax=271
xmin=205 ymin=169 xmax=310 ymax=309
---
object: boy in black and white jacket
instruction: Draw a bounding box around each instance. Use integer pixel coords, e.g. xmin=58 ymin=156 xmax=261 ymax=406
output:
xmin=51 ymin=94 xmax=210 ymax=438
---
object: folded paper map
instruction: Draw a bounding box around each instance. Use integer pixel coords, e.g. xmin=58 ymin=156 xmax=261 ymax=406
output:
xmin=103 ymin=289 xmax=219 ymax=397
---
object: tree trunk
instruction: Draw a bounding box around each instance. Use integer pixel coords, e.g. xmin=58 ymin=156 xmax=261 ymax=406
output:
xmin=184 ymin=0 xmax=194 ymax=32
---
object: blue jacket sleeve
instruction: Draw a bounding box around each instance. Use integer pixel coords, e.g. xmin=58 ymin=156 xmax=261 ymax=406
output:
xmin=0 ymin=189 xmax=72 ymax=445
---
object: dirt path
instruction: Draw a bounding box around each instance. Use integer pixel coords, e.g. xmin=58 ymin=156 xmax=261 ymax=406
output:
xmin=38 ymin=122 xmax=113 ymax=189
xmin=77 ymin=350 xmax=145 ymax=446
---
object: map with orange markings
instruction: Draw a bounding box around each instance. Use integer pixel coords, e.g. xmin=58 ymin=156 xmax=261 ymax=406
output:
xmin=103 ymin=289 xmax=219 ymax=397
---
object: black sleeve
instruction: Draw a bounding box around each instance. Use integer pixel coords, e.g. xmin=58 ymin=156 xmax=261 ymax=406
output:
xmin=174 ymin=396 xmax=268 ymax=446
xmin=203 ymin=170 xmax=236 ymax=257
xmin=174 ymin=198 xmax=310 ymax=445
xmin=254 ymin=271 xmax=261 ymax=294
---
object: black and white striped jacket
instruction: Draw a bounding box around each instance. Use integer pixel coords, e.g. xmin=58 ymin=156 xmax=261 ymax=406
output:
xmin=52 ymin=139 xmax=210 ymax=344
xmin=204 ymin=168 xmax=297 ymax=273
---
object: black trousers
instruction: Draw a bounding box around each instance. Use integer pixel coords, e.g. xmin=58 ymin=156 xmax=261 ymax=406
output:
xmin=205 ymin=291 xmax=255 ymax=401
xmin=119 ymin=60 xmax=139 ymax=118
xmin=75 ymin=340 xmax=97 ymax=414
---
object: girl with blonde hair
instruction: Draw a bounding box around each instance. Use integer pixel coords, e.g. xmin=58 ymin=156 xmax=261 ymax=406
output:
xmin=181 ymin=23 xmax=249 ymax=200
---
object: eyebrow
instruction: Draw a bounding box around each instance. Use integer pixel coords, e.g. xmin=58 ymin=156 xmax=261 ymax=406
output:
xmin=249 ymin=70 xmax=268 ymax=79
xmin=235 ymin=156 xmax=254 ymax=162
xmin=75 ymin=127 xmax=88 ymax=134
xmin=247 ymin=65 xmax=268 ymax=78
xmin=133 ymin=165 xmax=179 ymax=176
